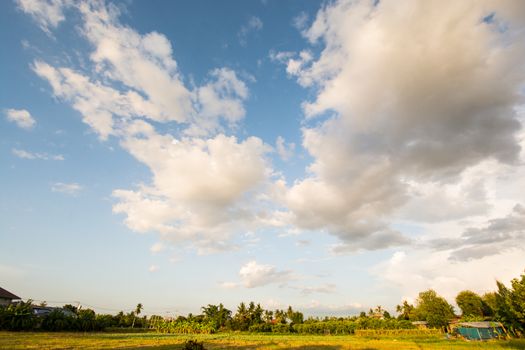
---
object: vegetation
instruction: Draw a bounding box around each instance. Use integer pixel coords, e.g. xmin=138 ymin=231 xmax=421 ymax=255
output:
xmin=412 ymin=290 xmax=455 ymax=329
xmin=2 ymin=332 xmax=525 ymax=349
xmin=1 ymin=269 xmax=525 ymax=340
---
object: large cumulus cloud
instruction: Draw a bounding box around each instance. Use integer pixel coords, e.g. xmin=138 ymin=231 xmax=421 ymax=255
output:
xmin=25 ymin=0 xmax=275 ymax=253
xmin=280 ymin=0 xmax=525 ymax=251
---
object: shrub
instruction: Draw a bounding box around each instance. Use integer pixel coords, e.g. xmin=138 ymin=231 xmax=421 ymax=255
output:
xmin=0 ymin=301 xmax=38 ymax=331
xmin=41 ymin=309 xmax=75 ymax=331
xmin=183 ymin=340 xmax=206 ymax=350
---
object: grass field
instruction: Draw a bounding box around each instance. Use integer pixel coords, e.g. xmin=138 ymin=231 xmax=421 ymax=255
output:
xmin=1 ymin=332 xmax=525 ymax=350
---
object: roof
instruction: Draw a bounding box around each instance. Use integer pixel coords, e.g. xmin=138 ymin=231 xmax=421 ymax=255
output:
xmin=457 ymin=321 xmax=503 ymax=329
xmin=411 ymin=321 xmax=428 ymax=325
xmin=0 ymin=287 xmax=20 ymax=300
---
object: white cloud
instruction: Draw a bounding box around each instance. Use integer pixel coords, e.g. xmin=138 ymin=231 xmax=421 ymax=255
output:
xmin=25 ymin=0 xmax=525 ymax=269
xmin=12 ymin=148 xmax=64 ymax=161
xmin=112 ymin=125 xmax=274 ymax=251
xmin=12 ymin=149 xmax=37 ymax=159
xmin=32 ymin=60 xmax=145 ymax=139
xmin=278 ymin=0 xmax=525 ymax=252
xmin=219 ymin=281 xmax=239 ymax=289
xmin=26 ymin=1 xmax=276 ymax=254
xmin=237 ymin=261 xmax=293 ymax=288
xmin=51 ymin=182 xmax=82 ymax=195
xmin=268 ymin=50 xmax=295 ymax=63
xmin=295 ymin=239 xmax=310 ymax=247
xmin=5 ymin=108 xmax=36 ymax=129
xmin=269 ymin=50 xmax=313 ymax=78
xmin=238 ymin=16 xmax=263 ymax=46
xmin=33 ymin=1 xmax=251 ymax=140
xmin=292 ymin=283 xmax=337 ymax=295
xmin=192 ymin=68 xmax=249 ymax=136
xmin=275 ymin=136 xmax=295 ymax=161
xmin=374 ymin=247 xmax=525 ymax=303
xmin=149 ymin=264 xmax=160 ymax=272
xmin=286 ymin=50 xmax=312 ymax=77
xmin=16 ymin=0 xmax=68 ymax=34
xmin=79 ymin=1 xmax=193 ymax=125
xmin=292 ymin=12 xmax=309 ymax=31
xmin=150 ymin=242 xmax=165 ymax=254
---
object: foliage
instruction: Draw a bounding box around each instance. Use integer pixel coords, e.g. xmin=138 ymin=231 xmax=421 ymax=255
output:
xmin=40 ymin=309 xmax=75 ymax=331
xmin=354 ymin=328 xmax=442 ymax=337
xmin=494 ymin=271 xmax=525 ymax=336
xmin=182 ymin=340 xmax=206 ymax=350
xmin=412 ymin=290 xmax=455 ymax=329
xmin=456 ymin=290 xmax=484 ymax=318
xmin=293 ymin=317 xmax=414 ymax=335
xmin=396 ymin=301 xmax=415 ymax=320
xmin=1 ymin=269 xmax=525 ymax=337
xmin=0 ymin=300 xmax=37 ymax=331
xmin=153 ymin=318 xmax=215 ymax=334
xmin=481 ymin=292 xmax=497 ymax=317
xmin=201 ymin=303 xmax=231 ymax=330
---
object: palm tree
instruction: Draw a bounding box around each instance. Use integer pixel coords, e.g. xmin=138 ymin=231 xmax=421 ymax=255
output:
xmin=131 ymin=303 xmax=143 ymax=328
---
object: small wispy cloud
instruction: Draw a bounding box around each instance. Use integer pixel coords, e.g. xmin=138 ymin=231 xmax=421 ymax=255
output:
xmin=51 ymin=182 xmax=82 ymax=195
xmin=5 ymin=108 xmax=36 ymax=129
xmin=16 ymin=0 xmax=67 ymax=34
xmin=276 ymin=136 xmax=295 ymax=161
xmin=238 ymin=16 xmax=263 ymax=46
xmin=292 ymin=11 xmax=308 ymax=31
xmin=12 ymin=148 xmax=64 ymax=160
xmin=150 ymin=242 xmax=165 ymax=254
xmin=219 ymin=281 xmax=239 ymax=289
xmin=295 ymin=239 xmax=310 ymax=247
xmin=149 ymin=264 xmax=160 ymax=272
xmin=291 ymin=283 xmax=337 ymax=295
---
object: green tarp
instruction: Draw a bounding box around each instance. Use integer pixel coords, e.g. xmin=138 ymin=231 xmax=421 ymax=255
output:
xmin=456 ymin=326 xmax=503 ymax=340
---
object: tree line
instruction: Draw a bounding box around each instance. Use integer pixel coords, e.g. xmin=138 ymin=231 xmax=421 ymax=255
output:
xmin=1 ymin=269 xmax=524 ymax=336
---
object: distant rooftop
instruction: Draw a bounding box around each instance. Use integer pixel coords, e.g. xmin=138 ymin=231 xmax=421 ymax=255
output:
xmin=0 ymin=287 xmax=20 ymax=300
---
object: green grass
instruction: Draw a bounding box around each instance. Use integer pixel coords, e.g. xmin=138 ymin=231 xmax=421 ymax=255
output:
xmin=1 ymin=332 xmax=525 ymax=350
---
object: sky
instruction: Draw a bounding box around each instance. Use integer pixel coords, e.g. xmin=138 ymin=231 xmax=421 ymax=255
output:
xmin=1 ymin=0 xmax=525 ymax=317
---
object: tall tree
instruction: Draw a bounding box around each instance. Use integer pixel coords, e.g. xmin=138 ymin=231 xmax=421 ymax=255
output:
xmin=396 ymin=300 xmax=414 ymax=320
xmin=202 ymin=303 xmax=231 ymax=330
xmin=494 ymin=271 xmax=525 ymax=335
xmin=413 ymin=290 xmax=455 ymax=329
xmin=456 ymin=290 xmax=483 ymax=318
xmin=263 ymin=310 xmax=273 ymax=323
xmin=131 ymin=303 xmax=143 ymax=328
xmin=481 ymin=292 xmax=497 ymax=317
xmin=234 ymin=302 xmax=249 ymax=330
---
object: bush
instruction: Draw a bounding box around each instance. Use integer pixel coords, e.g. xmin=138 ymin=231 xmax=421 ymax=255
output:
xmin=41 ymin=309 xmax=75 ymax=331
xmin=249 ymin=323 xmax=272 ymax=332
xmin=153 ymin=319 xmax=215 ymax=334
xmin=0 ymin=301 xmax=38 ymax=331
xmin=271 ymin=323 xmax=293 ymax=333
xmin=183 ymin=340 xmax=206 ymax=350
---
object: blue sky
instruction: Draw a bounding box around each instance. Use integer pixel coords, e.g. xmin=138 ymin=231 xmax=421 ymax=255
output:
xmin=2 ymin=0 xmax=525 ymax=317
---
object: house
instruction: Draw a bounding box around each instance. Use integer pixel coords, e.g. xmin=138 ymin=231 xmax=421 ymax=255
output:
xmin=452 ymin=321 xmax=506 ymax=340
xmin=0 ymin=287 xmax=21 ymax=306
